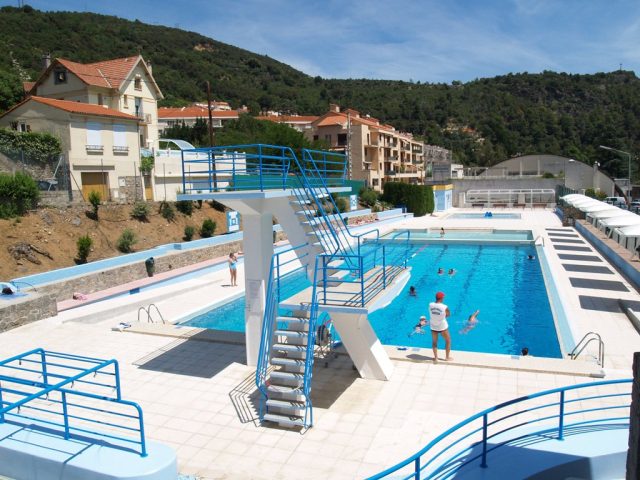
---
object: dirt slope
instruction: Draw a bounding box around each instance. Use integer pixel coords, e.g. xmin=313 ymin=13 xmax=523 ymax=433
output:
xmin=1 ymin=202 xmax=229 ymax=281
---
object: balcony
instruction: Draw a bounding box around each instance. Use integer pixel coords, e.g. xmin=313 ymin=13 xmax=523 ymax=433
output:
xmin=112 ymin=146 xmax=129 ymax=155
xmin=86 ymin=144 xmax=103 ymax=153
xmin=136 ymin=113 xmax=152 ymax=124
xmin=388 ymin=155 xmax=399 ymax=162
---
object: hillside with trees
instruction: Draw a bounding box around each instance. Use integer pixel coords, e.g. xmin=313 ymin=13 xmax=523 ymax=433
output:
xmin=1 ymin=5 xmax=639 ymax=177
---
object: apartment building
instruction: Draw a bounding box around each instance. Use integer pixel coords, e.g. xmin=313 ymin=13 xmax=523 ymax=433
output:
xmin=307 ymin=104 xmax=425 ymax=191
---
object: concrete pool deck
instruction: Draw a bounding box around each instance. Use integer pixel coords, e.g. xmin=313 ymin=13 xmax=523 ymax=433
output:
xmin=0 ymin=208 xmax=638 ymax=479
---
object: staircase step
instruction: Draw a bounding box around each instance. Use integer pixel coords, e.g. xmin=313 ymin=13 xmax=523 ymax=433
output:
xmin=270 ymin=371 xmax=304 ymax=386
xmin=271 ymin=357 xmax=306 ymax=371
xmin=277 ymin=317 xmax=309 ymax=328
xmin=263 ymin=412 xmax=304 ymax=428
xmin=273 ymin=343 xmax=307 ymax=354
xmin=296 ymin=209 xmax=317 ymax=217
xmin=266 ymin=398 xmax=306 ymax=415
xmin=275 ymin=329 xmax=308 ymax=340
xmin=267 ymin=384 xmax=305 ymax=401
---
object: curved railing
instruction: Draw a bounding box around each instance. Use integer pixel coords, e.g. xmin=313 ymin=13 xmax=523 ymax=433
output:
xmin=368 ymin=378 xmax=631 ymax=480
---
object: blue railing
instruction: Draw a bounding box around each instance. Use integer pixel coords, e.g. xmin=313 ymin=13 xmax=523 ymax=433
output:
xmin=368 ymin=378 xmax=632 ymax=480
xmin=0 ymin=348 xmax=147 ymax=456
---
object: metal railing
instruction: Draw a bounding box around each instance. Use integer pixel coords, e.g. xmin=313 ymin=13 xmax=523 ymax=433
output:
xmin=368 ymin=379 xmax=631 ymax=480
xmin=0 ymin=348 xmax=147 ymax=456
xmin=569 ymin=331 xmax=605 ymax=367
xmin=137 ymin=303 xmax=166 ymax=324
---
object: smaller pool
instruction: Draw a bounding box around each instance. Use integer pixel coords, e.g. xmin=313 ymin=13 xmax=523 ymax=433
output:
xmin=381 ymin=229 xmax=532 ymax=241
xmin=449 ymin=213 xmax=521 ymax=219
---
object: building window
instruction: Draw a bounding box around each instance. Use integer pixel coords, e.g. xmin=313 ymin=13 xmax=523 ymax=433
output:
xmin=54 ymin=69 xmax=67 ymax=84
xmin=324 ymin=134 xmax=331 ymax=142
xmin=337 ymin=133 xmax=347 ymax=146
xmin=123 ymin=95 xmax=128 ymax=108
xmin=313 ymin=135 xmax=318 ymax=141
xmin=97 ymin=93 xmax=103 ymax=106
xmin=134 ymin=75 xmax=142 ymax=91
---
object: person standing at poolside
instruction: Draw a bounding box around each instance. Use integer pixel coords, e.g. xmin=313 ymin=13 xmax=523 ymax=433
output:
xmin=228 ymin=252 xmax=238 ymax=286
xmin=440 ymin=227 xmax=445 ymax=238
xmin=428 ymin=291 xmax=452 ymax=363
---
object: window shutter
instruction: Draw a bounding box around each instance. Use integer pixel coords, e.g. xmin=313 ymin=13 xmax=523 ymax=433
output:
xmin=86 ymin=122 xmax=102 ymax=145
xmin=113 ymin=124 xmax=127 ymax=147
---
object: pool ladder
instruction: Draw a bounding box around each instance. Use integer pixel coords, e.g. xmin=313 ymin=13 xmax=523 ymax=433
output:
xmin=137 ymin=303 xmax=166 ymax=324
xmin=569 ymin=332 xmax=604 ymax=367
xmin=534 ymin=235 xmax=545 ymax=246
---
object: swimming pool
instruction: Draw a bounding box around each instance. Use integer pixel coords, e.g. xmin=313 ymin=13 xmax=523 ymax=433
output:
xmin=448 ymin=213 xmax=522 ymax=219
xmin=179 ymin=243 xmax=561 ymax=358
xmin=381 ymin=229 xmax=532 ymax=241
xmin=369 ymin=243 xmax=561 ymax=358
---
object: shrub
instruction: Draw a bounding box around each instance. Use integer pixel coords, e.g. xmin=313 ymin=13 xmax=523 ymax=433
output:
xmin=382 ymin=182 xmax=434 ymax=217
xmin=184 ymin=225 xmax=195 ymax=241
xmin=0 ymin=171 xmax=39 ymax=218
xmin=542 ymin=171 xmax=555 ymax=178
xmin=359 ymin=188 xmax=379 ymax=208
xmin=160 ymin=201 xmax=175 ymax=221
xmin=88 ymin=190 xmax=101 ymax=219
xmin=335 ymin=196 xmax=348 ymax=213
xmin=209 ymin=199 xmax=227 ymax=212
xmin=139 ymin=155 xmax=154 ymax=174
xmin=200 ymin=219 xmax=216 ymax=238
xmin=0 ymin=128 xmax=61 ymax=162
xmin=76 ymin=234 xmax=93 ymax=264
xmin=116 ymin=228 xmax=137 ymax=253
xmin=131 ymin=201 xmax=150 ymax=221
xmin=196 ymin=199 xmax=203 ymax=209
xmin=176 ymin=200 xmax=193 ymax=216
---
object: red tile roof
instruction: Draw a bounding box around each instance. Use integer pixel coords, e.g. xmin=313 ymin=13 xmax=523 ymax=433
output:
xmin=256 ymin=115 xmax=318 ymax=123
xmin=56 ymin=56 xmax=139 ymax=89
xmin=158 ymin=106 xmax=240 ymax=119
xmin=313 ymin=111 xmax=394 ymax=131
xmin=24 ymin=96 xmax=139 ymax=120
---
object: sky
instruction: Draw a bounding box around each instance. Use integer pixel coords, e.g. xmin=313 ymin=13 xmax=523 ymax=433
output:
xmin=4 ymin=0 xmax=640 ymax=83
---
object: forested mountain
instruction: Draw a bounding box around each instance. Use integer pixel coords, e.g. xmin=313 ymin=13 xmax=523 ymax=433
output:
xmin=1 ymin=5 xmax=639 ymax=175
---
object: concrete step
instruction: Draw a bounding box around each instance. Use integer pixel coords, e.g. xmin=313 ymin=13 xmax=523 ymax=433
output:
xmin=271 ymin=357 xmax=306 ymax=372
xmin=275 ymin=330 xmax=308 ymax=341
xmin=266 ymin=398 xmax=306 ymax=416
xmin=263 ymin=412 xmax=305 ymax=428
xmin=270 ymin=371 xmax=304 ymax=386
xmin=266 ymin=384 xmax=305 ymax=402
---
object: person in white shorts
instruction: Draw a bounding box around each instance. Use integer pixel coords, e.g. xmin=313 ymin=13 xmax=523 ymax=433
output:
xmin=428 ymin=291 xmax=452 ymax=363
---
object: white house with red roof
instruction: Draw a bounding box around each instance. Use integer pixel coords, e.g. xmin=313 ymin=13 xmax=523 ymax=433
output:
xmin=26 ymin=55 xmax=163 ymax=152
xmin=1 ymin=55 xmax=165 ymax=202
xmin=254 ymin=114 xmax=318 ymax=132
xmin=0 ymin=96 xmax=144 ymax=202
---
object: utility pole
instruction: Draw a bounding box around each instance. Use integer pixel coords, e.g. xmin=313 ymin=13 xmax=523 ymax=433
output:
xmin=206 ymin=81 xmax=217 ymax=189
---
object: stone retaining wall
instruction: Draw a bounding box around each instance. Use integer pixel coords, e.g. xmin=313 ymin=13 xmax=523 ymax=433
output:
xmin=0 ymin=292 xmax=57 ymax=333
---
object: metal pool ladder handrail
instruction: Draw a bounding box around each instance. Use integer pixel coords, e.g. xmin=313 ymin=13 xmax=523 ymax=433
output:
xmin=137 ymin=303 xmax=166 ymax=324
xmin=534 ymin=235 xmax=545 ymax=246
xmin=569 ymin=331 xmax=604 ymax=367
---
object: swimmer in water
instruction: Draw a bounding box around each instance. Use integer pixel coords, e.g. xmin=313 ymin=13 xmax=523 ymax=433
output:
xmin=459 ymin=310 xmax=480 ymax=334
xmin=408 ymin=316 xmax=428 ymax=337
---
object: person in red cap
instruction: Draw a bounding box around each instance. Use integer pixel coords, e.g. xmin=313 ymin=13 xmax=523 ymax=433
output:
xmin=428 ymin=291 xmax=452 ymax=363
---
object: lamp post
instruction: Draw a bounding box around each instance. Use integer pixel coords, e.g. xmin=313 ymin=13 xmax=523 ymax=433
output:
xmin=599 ymin=145 xmax=632 ymax=198
xmin=563 ymin=158 xmax=574 ymax=189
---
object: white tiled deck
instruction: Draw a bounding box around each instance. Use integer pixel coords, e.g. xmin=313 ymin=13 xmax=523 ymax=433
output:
xmin=1 ymin=208 xmax=638 ymax=479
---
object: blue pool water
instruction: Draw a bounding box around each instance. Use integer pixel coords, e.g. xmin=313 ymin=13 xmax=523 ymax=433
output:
xmin=449 ymin=213 xmax=522 ymax=219
xmin=383 ymin=229 xmax=532 ymax=241
xmin=182 ymin=269 xmax=311 ymax=330
xmin=369 ymin=244 xmax=560 ymax=357
xmin=180 ymin=243 xmax=561 ymax=358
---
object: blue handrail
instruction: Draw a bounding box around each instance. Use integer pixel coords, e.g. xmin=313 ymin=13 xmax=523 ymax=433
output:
xmin=368 ymin=378 xmax=632 ymax=480
xmin=0 ymin=349 xmax=148 ymax=456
